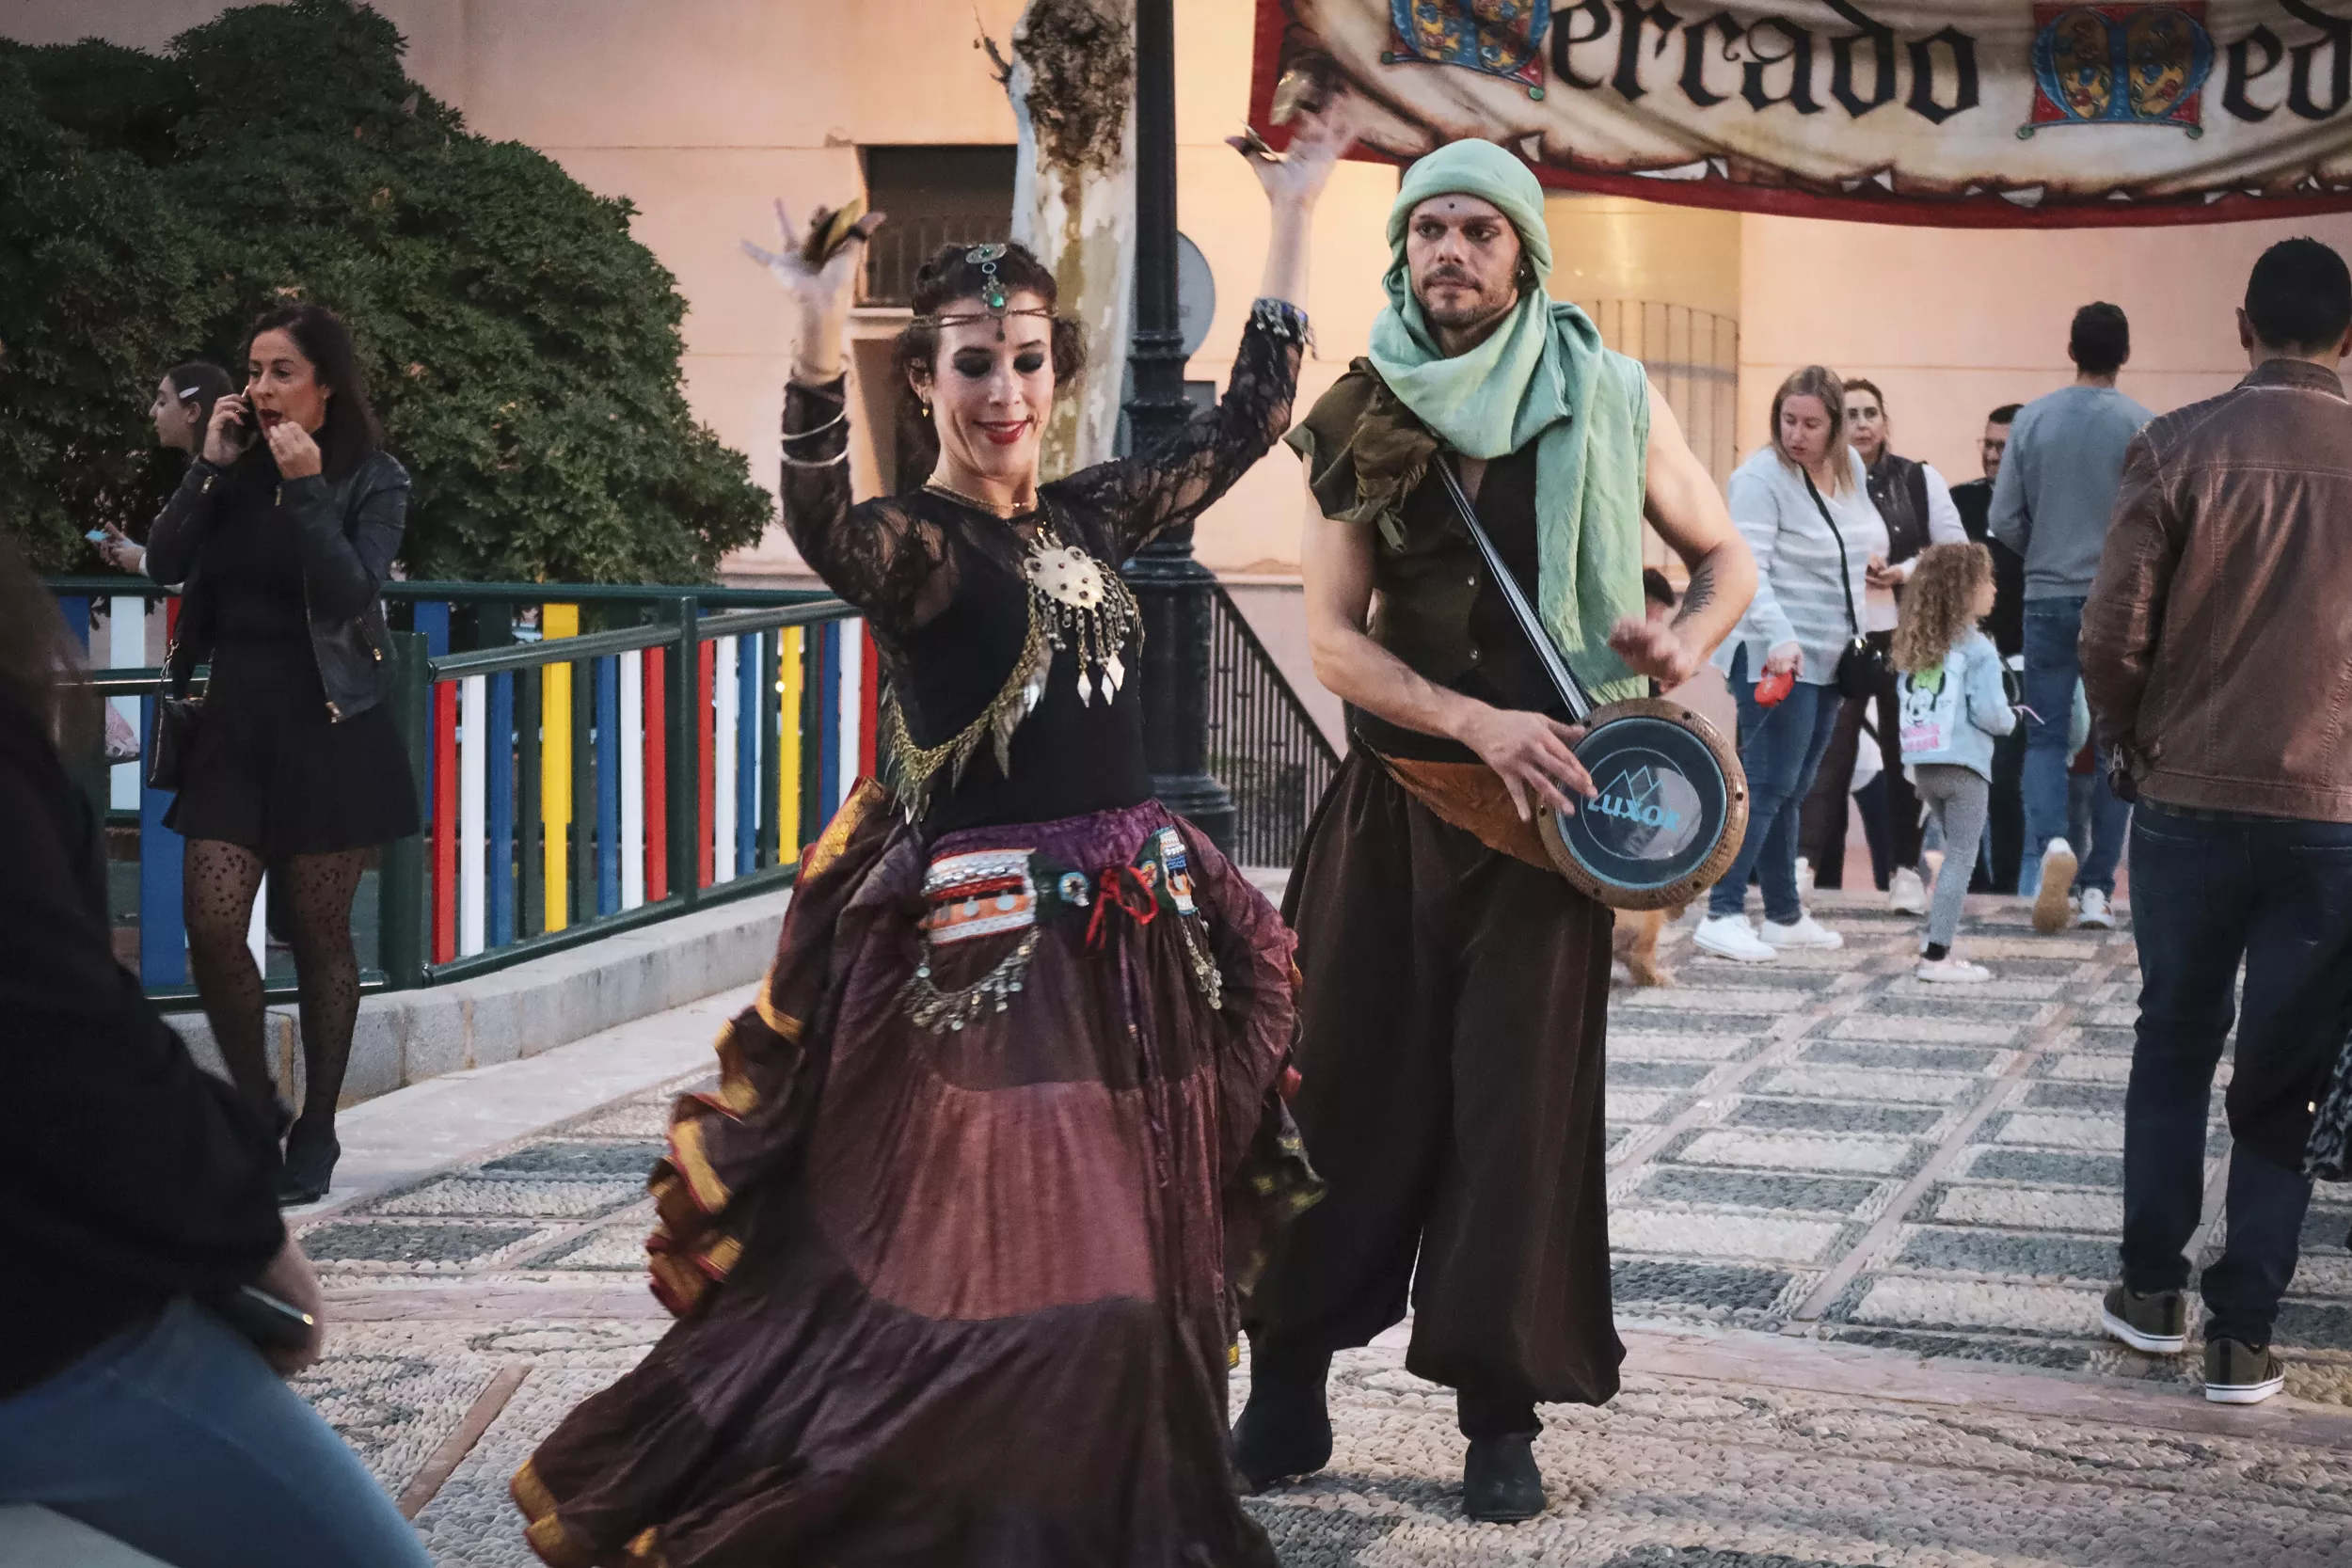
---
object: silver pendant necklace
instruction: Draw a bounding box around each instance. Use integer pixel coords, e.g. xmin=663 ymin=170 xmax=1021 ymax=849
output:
xmin=1020 ymin=505 xmax=1139 ymax=706
xmin=921 ymin=481 xmax=1139 ymax=705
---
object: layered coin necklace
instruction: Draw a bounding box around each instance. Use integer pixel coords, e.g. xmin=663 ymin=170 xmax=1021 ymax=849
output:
xmin=923 ymin=482 xmax=1142 ymax=707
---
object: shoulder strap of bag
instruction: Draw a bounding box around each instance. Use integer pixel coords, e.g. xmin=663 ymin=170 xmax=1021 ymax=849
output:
xmin=1799 ymin=467 xmax=1864 ymax=641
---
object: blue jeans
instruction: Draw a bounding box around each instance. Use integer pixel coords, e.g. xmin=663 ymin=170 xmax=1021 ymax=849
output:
xmin=0 ymin=1298 xmax=430 ymax=1568
xmin=2019 ymin=596 xmax=2129 ymax=895
xmin=1709 ymin=651 xmax=1844 ymax=925
xmin=2121 ymin=806 xmax=2352 ymax=1345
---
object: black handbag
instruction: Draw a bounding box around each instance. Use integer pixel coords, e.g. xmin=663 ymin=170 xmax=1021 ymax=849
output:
xmin=146 ymin=642 xmax=203 ymax=792
xmin=1801 ymin=467 xmax=1890 ymax=700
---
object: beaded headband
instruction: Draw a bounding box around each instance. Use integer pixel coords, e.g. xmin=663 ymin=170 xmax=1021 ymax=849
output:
xmin=917 ymin=243 xmax=1054 ymax=336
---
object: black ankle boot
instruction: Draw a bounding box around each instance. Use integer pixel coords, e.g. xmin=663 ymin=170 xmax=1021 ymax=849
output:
xmin=1463 ymin=1432 xmax=1546 ymax=1522
xmin=276 ymin=1117 xmax=340 ymax=1206
xmin=1232 ymin=1347 xmax=1333 ymax=1490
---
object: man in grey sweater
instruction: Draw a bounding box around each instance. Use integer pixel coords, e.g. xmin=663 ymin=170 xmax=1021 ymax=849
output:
xmin=1991 ymin=303 xmax=2153 ymax=933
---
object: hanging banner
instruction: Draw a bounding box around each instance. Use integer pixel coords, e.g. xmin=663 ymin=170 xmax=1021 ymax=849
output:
xmin=1248 ymin=0 xmax=2352 ymax=224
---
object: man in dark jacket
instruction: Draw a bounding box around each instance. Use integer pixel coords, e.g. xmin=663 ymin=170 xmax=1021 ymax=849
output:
xmin=2082 ymin=238 xmax=2352 ymax=1406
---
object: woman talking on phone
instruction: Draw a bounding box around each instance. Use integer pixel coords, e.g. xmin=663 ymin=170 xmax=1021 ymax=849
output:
xmin=93 ymin=363 xmax=238 ymax=575
xmin=145 ymin=304 xmax=419 ymax=1205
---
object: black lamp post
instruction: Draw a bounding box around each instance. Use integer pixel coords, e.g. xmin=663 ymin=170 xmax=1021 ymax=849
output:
xmin=1121 ymin=0 xmax=1238 ymax=852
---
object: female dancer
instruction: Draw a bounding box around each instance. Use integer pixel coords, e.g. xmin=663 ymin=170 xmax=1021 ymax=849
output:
xmin=146 ymin=305 xmax=420 ymax=1204
xmin=512 ymin=109 xmax=1353 ymax=1566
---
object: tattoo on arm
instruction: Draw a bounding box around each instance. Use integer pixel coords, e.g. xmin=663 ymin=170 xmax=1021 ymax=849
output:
xmin=1673 ymin=558 xmax=1718 ymax=626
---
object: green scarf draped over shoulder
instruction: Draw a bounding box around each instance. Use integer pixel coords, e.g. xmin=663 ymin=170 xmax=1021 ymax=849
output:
xmin=1359 ymin=138 xmax=1651 ymax=704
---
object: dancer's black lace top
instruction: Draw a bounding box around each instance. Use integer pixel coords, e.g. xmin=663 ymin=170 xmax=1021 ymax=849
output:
xmin=780 ymin=299 xmax=1308 ymax=832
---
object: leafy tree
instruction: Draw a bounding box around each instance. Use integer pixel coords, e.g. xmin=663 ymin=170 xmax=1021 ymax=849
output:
xmin=0 ymin=0 xmax=771 ymax=582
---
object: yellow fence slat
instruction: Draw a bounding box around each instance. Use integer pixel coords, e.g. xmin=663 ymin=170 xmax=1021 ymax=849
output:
xmin=776 ymin=626 xmax=803 ymax=858
xmin=542 ymin=602 xmax=578 ymax=932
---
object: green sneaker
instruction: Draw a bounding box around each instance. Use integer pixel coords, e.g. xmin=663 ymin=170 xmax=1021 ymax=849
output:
xmin=2100 ymin=1283 xmax=2187 ymax=1354
xmin=2204 ymin=1338 xmax=2287 ymax=1405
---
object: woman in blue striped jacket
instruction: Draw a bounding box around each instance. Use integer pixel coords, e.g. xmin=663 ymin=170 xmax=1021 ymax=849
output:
xmin=1694 ymin=366 xmax=1887 ymax=963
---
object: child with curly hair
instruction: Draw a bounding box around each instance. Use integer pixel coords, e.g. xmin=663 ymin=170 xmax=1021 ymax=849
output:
xmin=1895 ymin=543 xmax=2018 ymax=981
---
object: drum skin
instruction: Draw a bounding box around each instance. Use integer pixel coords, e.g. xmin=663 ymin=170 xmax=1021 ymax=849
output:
xmin=1536 ymin=698 xmax=1749 ymax=912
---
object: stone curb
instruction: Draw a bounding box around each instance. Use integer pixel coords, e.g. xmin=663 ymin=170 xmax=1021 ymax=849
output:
xmin=173 ymin=890 xmax=789 ymax=1109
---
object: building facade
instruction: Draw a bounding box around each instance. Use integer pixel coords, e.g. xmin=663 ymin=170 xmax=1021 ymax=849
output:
xmin=18 ymin=0 xmax=2352 ymax=582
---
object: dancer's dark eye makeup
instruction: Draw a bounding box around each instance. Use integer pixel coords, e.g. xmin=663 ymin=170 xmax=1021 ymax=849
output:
xmin=951 ymin=350 xmax=994 ymax=378
xmin=1013 ymin=350 xmax=1045 ymax=374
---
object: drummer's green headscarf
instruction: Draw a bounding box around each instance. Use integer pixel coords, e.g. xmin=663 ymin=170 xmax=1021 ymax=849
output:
xmin=1371 ymin=138 xmax=1651 ymax=701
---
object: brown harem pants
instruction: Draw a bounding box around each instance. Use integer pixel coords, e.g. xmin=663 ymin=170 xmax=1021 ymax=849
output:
xmin=1244 ymin=751 xmax=1623 ymax=1415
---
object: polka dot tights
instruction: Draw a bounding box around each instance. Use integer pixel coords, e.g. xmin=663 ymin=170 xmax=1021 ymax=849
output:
xmin=183 ymin=838 xmax=366 ymax=1129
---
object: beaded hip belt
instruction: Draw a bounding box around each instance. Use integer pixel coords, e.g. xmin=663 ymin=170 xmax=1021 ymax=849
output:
xmin=900 ymin=827 xmax=1222 ymax=1031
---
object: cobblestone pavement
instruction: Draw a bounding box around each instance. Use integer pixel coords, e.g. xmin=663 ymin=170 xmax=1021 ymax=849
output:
xmin=291 ymin=894 xmax=2352 ymax=1564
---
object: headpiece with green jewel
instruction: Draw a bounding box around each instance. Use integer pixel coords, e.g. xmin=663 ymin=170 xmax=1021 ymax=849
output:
xmin=921 ymin=242 xmax=1052 ymax=338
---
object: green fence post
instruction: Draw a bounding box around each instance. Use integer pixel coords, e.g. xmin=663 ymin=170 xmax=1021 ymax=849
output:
xmin=519 ymin=661 xmax=544 ymax=938
xmin=379 ymin=631 xmax=430 ymax=990
xmin=665 ymin=596 xmax=700 ymax=910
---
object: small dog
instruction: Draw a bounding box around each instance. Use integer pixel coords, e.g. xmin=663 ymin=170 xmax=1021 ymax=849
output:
xmin=1612 ymin=900 xmax=1691 ymax=988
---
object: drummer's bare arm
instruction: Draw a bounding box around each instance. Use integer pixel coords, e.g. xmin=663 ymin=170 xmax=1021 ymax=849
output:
xmin=1610 ymin=388 xmax=1756 ymax=687
xmin=1301 ymin=488 xmax=1596 ymax=823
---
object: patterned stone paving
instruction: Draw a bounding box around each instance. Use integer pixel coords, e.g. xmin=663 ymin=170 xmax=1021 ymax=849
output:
xmin=1605 ymin=896 xmax=2352 ymax=1397
xmin=287 ymin=893 xmax=2352 ymax=1563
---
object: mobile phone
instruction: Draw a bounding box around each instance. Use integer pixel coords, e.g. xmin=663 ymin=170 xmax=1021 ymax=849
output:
xmin=85 ymin=529 xmax=110 ymax=545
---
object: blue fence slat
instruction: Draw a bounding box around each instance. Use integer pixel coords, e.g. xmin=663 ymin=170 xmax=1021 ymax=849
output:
xmin=489 ymin=671 xmax=515 ymax=947
xmin=57 ymin=596 xmax=90 ymax=651
xmin=137 ymin=695 xmax=187 ymax=986
xmin=816 ymin=621 xmax=842 ymax=825
xmin=736 ymin=634 xmax=759 ymax=874
xmin=596 ymin=655 xmax=620 ymax=918
xmin=412 ymin=600 xmax=452 ymax=657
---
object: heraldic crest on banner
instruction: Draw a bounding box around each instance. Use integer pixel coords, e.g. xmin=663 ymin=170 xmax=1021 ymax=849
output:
xmin=2026 ymin=3 xmax=2217 ymax=134
xmin=1382 ymin=1 xmax=1550 ymax=94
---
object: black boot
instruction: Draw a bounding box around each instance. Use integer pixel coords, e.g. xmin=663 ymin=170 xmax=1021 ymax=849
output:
xmin=276 ymin=1117 xmax=340 ymax=1207
xmin=1232 ymin=1345 xmax=1332 ymax=1490
xmin=1458 ymin=1388 xmax=1546 ymax=1523
xmin=1462 ymin=1431 xmax=1547 ymax=1522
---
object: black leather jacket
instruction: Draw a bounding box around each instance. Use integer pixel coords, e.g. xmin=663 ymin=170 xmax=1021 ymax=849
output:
xmin=146 ymin=449 xmax=409 ymax=722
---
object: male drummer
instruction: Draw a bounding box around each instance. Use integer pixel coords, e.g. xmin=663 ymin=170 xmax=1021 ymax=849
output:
xmin=1237 ymin=138 xmax=1754 ymax=1521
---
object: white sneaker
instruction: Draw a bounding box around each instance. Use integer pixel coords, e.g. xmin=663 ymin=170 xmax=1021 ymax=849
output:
xmin=2033 ymin=839 xmax=2078 ymax=934
xmin=2076 ymin=888 xmax=2116 ymax=929
xmin=1760 ymin=913 xmax=1844 ymax=951
xmin=1916 ymin=956 xmax=1993 ymax=983
xmin=1888 ymin=866 xmax=1930 ymax=916
xmin=1693 ymin=914 xmax=1778 ymax=963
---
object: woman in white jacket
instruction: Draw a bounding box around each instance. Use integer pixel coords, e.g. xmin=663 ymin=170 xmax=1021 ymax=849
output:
xmin=1694 ymin=367 xmax=1887 ymax=963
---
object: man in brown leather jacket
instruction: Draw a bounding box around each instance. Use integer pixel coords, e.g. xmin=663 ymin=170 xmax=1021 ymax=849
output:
xmin=2081 ymin=237 xmax=2352 ymax=1406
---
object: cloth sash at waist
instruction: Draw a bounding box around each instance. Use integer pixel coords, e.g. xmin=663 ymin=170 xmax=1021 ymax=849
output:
xmin=1374 ymin=750 xmax=1553 ymax=873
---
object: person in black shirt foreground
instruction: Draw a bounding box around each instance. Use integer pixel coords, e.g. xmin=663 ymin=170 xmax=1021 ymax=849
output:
xmin=0 ymin=535 xmax=428 ymax=1568
xmin=1949 ymin=403 xmax=2025 ymax=892
xmin=145 ymin=304 xmax=421 ymax=1204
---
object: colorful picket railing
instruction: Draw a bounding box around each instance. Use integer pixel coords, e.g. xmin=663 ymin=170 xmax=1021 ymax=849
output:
xmin=397 ymin=597 xmax=876 ymax=986
xmin=47 ymin=579 xmax=869 ymax=999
